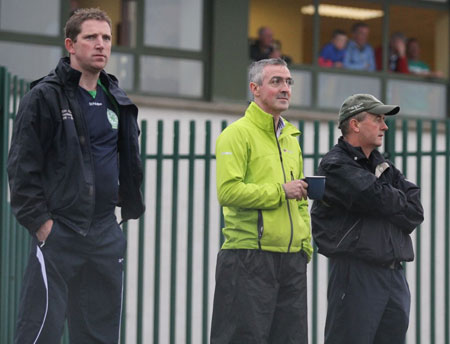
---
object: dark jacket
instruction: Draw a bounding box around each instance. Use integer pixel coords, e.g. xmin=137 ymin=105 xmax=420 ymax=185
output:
xmin=311 ymin=137 xmax=423 ymax=265
xmin=7 ymin=57 xmax=145 ymax=236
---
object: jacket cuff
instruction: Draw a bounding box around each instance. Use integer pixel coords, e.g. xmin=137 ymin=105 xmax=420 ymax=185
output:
xmin=280 ymin=183 xmax=288 ymax=202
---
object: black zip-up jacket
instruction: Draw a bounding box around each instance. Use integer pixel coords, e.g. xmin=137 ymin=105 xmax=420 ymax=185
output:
xmin=7 ymin=57 xmax=145 ymax=236
xmin=311 ymin=137 xmax=423 ymax=265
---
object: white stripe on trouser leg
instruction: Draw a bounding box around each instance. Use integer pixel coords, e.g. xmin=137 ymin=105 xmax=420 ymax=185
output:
xmin=117 ymin=271 xmax=124 ymax=342
xmin=33 ymin=246 xmax=49 ymax=344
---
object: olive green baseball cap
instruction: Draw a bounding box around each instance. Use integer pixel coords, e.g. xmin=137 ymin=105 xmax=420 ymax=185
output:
xmin=338 ymin=94 xmax=400 ymax=128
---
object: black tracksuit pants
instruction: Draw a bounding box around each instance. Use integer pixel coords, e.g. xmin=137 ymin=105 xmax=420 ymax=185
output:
xmin=14 ymin=216 xmax=126 ymax=344
xmin=210 ymin=249 xmax=308 ymax=344
xmin=325 ymin=256 xmax=410 ymax=344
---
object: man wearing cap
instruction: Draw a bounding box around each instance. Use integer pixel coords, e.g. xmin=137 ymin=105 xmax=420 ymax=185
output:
xmin=311 ymin=94 xmax=423 ymax=343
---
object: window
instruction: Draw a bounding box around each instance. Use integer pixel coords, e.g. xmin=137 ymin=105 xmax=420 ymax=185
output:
xmin=106 ymin=53 xmax=134 ymax=91
xmin=0 ymin=0 xmax=60 ymax=36
xmin=0 ymin=42 xmax=62 ymax=81
xmin=248 ymin=0 xmax=313 ymax=65
xmin=389 ymin=4 xmax=448 ymax=78
xmin=74 ymin=0 xmax=137 ymax=47
xmin=140 ymin=56 xmax=203 ymax=97
xmin=144 ymin=0 xmax=203 ymax=51
xmin=317 ymin=0 xmax=382 ymax=72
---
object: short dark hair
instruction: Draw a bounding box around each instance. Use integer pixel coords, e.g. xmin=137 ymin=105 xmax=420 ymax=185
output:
xmin=340 ymin=112 xmax=368 ymax=136
xmin=351 ymin=22 xmax=368 ymax=33
xmin=332 ymin=29 xmax=346 ymax=39
xmin=258 ymin=26 xmax=271 ymax=38
xmin=65 ymin=8 xmax=112 ymax=42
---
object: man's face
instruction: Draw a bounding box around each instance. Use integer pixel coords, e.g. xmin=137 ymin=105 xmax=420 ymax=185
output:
xmin=251 ymin=64 xmax=292 ymax=116
xmin=407 ymin=41 xmax=420 ymax=59
xmin=333 ymin=34 xmax=348 ymax=50
xmin=260 ymin=28 xmax=274 ymax=48
xmin=65 ymin=19 xmax=112 ymax=74
xmin=356 ymin=113 xmax=388 ymax=151
xmin=354 ymin=26 xmax=369 ymax=47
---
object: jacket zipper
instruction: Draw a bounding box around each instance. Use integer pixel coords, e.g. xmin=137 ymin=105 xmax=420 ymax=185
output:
xmin=69 ymin=92 xmax=96 ymax=234
xmin=274 ymin=130 xmax=294 ymax=253
xmin=336 ymin=219 xmax=361 ymax=248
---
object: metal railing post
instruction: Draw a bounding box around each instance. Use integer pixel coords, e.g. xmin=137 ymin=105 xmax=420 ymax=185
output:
xmin=136 ymin=120 xmax=148 ymax=344
xmin=186 ymin=121 xmax=196 ymax=344
xmin=169 ymin=121 xmax=180 ymax=344
xmin=152 ymin=120 xmax=164 ymax=344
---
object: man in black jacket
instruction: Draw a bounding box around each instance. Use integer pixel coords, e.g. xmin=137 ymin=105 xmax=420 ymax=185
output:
xmin=311 ymin=94 xmax=423 ymax=344
xmin=7 ymin=8 xmax=144 ymax=344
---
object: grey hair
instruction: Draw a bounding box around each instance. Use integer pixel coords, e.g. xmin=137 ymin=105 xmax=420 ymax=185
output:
xmin=248 ymin=58 xmax=287 ymax=85
xmin=340 ymin=111 xmax=368 ymax=136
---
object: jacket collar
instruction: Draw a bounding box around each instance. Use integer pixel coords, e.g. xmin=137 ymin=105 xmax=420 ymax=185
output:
xmin=245 ymin=102 xmax=300 ymax=138
xmin=337 ymin=136 xmax=385 ymax=165
xmin=30 ymin=57 xmax=81 ymax=90
xmin=31 ymin=57 xmax=135 ymax=107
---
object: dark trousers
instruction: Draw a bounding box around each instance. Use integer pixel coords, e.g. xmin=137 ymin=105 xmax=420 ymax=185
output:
xmin=14 ymin=217 xmax=126 ymax=344
xmin=325 ymin=257 xmax=410 ymax=344
xmin=210 ymin=249 xmax=308 ymax=344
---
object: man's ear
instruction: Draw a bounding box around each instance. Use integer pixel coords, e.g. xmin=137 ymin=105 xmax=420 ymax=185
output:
xmin=349 ymin=118 xmax=360 ymax=133
xmin=65 ymin=38 xmax=75 ymax=55
xmin=249 ymin=82 xmax=259 ymax=98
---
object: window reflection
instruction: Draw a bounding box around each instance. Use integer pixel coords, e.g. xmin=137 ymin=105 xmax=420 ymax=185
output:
xmin=144 ymin=0 xmax=203 ymax=51
xmin=140 ymin=56 xmax=203 ymax=97
xmin=0 ymin=41 xmax=61 ymax=81
xmin=0 ymin=0 xmax=60 ymax=36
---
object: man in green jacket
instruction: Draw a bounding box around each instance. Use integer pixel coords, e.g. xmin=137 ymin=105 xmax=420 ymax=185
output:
xmin=210 ymin=58 xmax=312 ymax=343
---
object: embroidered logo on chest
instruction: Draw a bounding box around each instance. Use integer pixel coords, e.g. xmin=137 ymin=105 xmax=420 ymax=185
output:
xmin=107 ymin=109 xmax=118 ymax=129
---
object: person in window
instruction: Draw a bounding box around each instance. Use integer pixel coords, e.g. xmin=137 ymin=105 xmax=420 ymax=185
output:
xmin=250 ymin=26 xmax=292 ymax=64
xmin=318 ymin=29 xmax=348 ymax=68
xmin=375 ymin=32 xmax=409 ymax=73
xmin=343 ymin=22 xmax=375 ymax=71
xmin=407 ymin=38 xmax=443 ymax=78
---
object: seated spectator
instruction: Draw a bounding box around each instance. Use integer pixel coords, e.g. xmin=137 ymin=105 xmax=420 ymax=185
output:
xmin=343 ymin=22 xmax=375 ymax=71
xmin=375 ymin=32 xmax=409 ymax=73
xmin=318 ymin=29 xmax=348 ymax=68
xmin=249 ymin=27 xmax=292 ymax=64
xmin=407 ymin=38 xmax=443 ymax=78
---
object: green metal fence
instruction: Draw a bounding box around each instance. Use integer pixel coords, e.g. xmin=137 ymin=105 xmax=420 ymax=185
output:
xmin=1 ymin=66 xmax=450 ymax=344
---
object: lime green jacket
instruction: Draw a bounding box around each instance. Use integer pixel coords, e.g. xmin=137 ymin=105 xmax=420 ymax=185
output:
xmin=216 ymin=102 xmax=312 ymax=259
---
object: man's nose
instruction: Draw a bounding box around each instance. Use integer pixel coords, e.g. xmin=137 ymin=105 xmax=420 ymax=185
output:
xmin=95 ymin=38 xmax=105 ymax=48
xmin=280 ymin=80 xmax=291 ymax=91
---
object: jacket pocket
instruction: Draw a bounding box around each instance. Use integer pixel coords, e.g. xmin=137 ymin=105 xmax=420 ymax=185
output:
xmin=257 ymin=210 xmax=264 ymax=249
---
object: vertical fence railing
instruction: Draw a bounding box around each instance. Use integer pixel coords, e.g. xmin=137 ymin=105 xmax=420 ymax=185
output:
xmin=169 ymin=121 xmax=180 ymax=344
xmin=416 ymin=120 xmax=423 ymax=344
xmin=445 ymin=119 xmax=450 ymax=344
xmin=1 ymin=66 xmax=450 ymax=344
xmin=136 ymin=120 xmax=147 ymax=344
xmin=0 ymin=65 xmax=11 ymax=344
xmin=186 ymin=121 xmax=196 ymax=344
